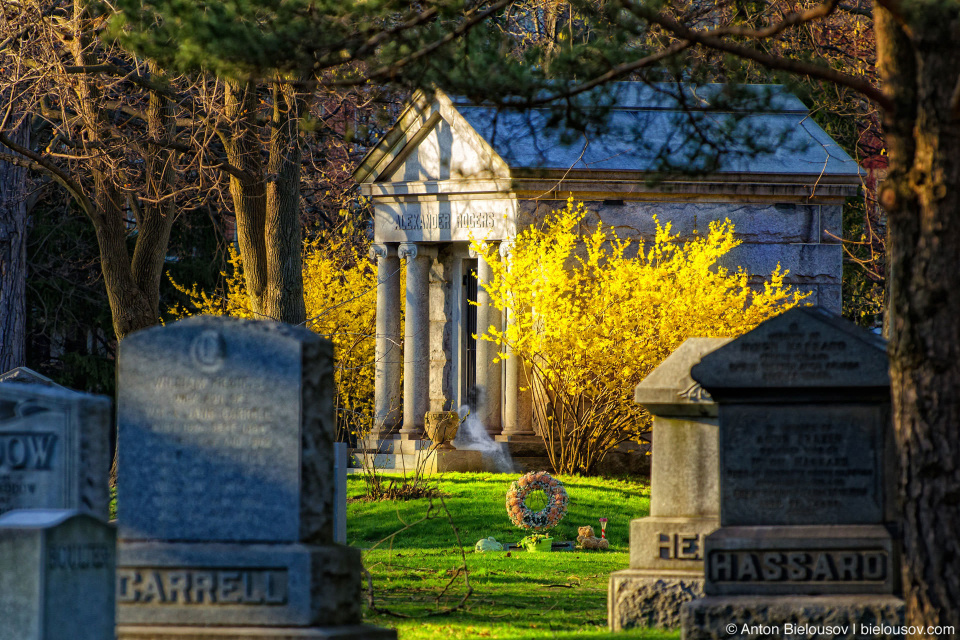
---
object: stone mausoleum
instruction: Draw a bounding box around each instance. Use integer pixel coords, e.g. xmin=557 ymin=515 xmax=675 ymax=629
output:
xmin=353 ymin=83 xmax=861 ymax=454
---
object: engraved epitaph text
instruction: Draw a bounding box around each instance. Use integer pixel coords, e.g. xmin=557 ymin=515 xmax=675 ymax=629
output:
xmin=721 ymin=405 xmax=882 ymax=526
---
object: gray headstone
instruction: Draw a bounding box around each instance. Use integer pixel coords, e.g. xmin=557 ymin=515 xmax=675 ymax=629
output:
xmin=0 ymin=375 xmax=111 ymax=519
xmin=680 ymin=306 xmax=904 ymax=637
xmin=634 ymin=337 xmax=732 ymax=418
xmin=117 ymin=542 xmax=359 ymax=626
xmin=117 ymin=316 xmax=335 ymax=544
xmin=610 ymin=338 xmax=731 ymax=630
xmin=0 ymin=509 xmax=116 ymax=640
xmin=115 ymin=317 xmax=391 ymax=638
xmin=715 ymin=402 xmax=893 ymax=526
xmin=691 ymin=308 xmax=895 ymax=528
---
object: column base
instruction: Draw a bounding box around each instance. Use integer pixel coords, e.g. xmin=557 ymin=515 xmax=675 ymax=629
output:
xmin=396 ymin=429 xmax=426 ymax=441
xmin=495 ymin=432 xmax=539 ymax=442
xmin=365 ymin=425 xmax=400 ymax=441
xmin=681 ymin=595 xmax=906 ymax=639
xmin=608 ymin=569 xmax=704 ymax=630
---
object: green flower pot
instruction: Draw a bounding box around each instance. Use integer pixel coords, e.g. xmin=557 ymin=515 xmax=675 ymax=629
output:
xmin=523 ymin=537 xmax=553 ymax=552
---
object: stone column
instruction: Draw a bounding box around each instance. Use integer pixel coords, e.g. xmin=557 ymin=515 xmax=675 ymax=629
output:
xmin=399 ymin=243 xmax=436 ymax=439
xmin=498 ymin=240 xmax=536 ymax=440
xmin=473 ymin=244 xmax=502 ymax=436
xmin=369 ymin=243 xmax=401 ymax=438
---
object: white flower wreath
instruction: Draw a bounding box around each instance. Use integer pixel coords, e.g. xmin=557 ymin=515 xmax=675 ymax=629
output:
xmin=505 ymin=471 xmax=568 ymax=531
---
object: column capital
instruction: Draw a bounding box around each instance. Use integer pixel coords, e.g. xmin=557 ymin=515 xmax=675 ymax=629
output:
xmin=369 ymin=243 xmax=398 ymax=261
xmin=469 ymin=241 xmax=500 ymax=260
xmin=499 ymin=240 xmax=515 ymax=259
xmin=399 ymin=243 xmax=437 ymax=260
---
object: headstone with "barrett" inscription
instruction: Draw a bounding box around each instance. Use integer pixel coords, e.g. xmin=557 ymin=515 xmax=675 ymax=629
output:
xmin=608 ymin=338 xmax=729 ymax=630
xmin=0 ymin=369 xmax=110 ymax=519
xmin=116 ymin=316 xmax=395 ymax=640
xmin=0 ymin=509 xmax=116 ymax=640
xmin=679 ymin=307 xmax=905 ymax=639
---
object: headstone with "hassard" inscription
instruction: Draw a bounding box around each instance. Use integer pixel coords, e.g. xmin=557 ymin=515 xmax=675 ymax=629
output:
xmin=679 ymin=307 xmax=905 ymax=639
xmin=115 ymin=316 xmax=395 ymax=640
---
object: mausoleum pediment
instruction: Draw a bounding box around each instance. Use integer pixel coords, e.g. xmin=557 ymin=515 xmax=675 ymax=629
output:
xmin=354 ymin=91 xmax=511 ymax=186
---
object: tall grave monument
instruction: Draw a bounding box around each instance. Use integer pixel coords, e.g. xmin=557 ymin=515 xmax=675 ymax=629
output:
xmin=116 ymin=316 xmax=395 ymax=639
xmin=0 ymin=369 xmax=116 ymax=640
xmin=609 ymin=338 xmax=729 ymax=629
xmin=681 ymin=307 xmax=905 ymax=638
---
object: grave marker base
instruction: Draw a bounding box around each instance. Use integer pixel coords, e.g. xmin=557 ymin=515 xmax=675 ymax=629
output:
xmin=609 ymin=570 xmax=704 ymax=630
xmin=703 ymin=525 xmax=900 ymax=597
xmin=117 ymin=542 xmax=363 ymax=627
xmin=117 ymin=625 xmax=396 ymax=640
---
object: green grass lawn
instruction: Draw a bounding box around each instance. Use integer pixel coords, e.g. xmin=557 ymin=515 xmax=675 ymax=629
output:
xmin=348 ymin=472 xmax=679 ymax=640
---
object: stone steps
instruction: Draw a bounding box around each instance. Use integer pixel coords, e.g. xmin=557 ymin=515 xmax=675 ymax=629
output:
xmin=351 ymin=448 xmax=487 ymax=473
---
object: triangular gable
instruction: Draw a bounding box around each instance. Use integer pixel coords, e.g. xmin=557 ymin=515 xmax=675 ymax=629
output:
xmin=353 ymin=90 xmax=510 ymax=185
xmin=691 ymin=307 xmax=889 ymax=390
xmin=0 ymin=366 xmax=61 ymax=387
xmin=634 ymin=337 xmax=731 ymax=416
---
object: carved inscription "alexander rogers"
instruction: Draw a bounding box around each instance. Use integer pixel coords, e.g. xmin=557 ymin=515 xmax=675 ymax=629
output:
xmin=118 ymin=568 xmax=288 ymax=606
xmin=392 ymin=212 xmax=497 ymax=231
xmin=708 ymin=550 xmax=888 ymax=583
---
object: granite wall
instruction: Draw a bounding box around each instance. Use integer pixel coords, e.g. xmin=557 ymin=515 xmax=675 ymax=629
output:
xmin=517 ymin=199 xmax=843 ymax=313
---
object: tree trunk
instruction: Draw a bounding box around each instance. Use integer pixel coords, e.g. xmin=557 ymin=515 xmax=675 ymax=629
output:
xmin=223 ymin=80 xmax=269 ymax=316
xmin=131 ymin=62 xmax=179 ymax=324
xmin=876 ymin=3 xmax=960 ymax=636
xmin=263 ymin=79 xmax=307 ymax=325
xmin=90 ymin=175 xmax=157 ymax=340
xmin=71 ymin=0 xmax=169 ymax=341
xmin=0 ymin=115 xmax=29 ymax=371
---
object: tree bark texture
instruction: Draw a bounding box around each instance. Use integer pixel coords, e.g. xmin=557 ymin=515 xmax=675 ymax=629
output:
xmin=0 ymin=115 xmax=29 ymax=371
xmin=876 ymin=3 xmax=960 ymax=636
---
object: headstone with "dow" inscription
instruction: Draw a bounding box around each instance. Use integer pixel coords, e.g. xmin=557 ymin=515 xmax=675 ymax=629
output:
xmin=679 ymin=307 xmax=905 ymax=640
xmin=0 ymin=368 xmax=110 ymax=519
xmin=115 ymin=316 xmax=394 ymax=640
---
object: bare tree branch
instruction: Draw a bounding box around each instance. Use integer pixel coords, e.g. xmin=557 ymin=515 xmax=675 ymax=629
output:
xmin=619 ymin=0 xmax=894 ymax=111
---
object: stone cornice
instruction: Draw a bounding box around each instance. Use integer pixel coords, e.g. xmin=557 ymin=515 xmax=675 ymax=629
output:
xmin=360 ymin=175 xmax=859 ymax=203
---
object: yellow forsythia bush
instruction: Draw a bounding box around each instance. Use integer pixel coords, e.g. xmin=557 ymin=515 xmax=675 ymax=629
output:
xmin=473 ymin=198 xmax=810 ymax=474
xmin=170 ymin=232 xmax=377 ymax=442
